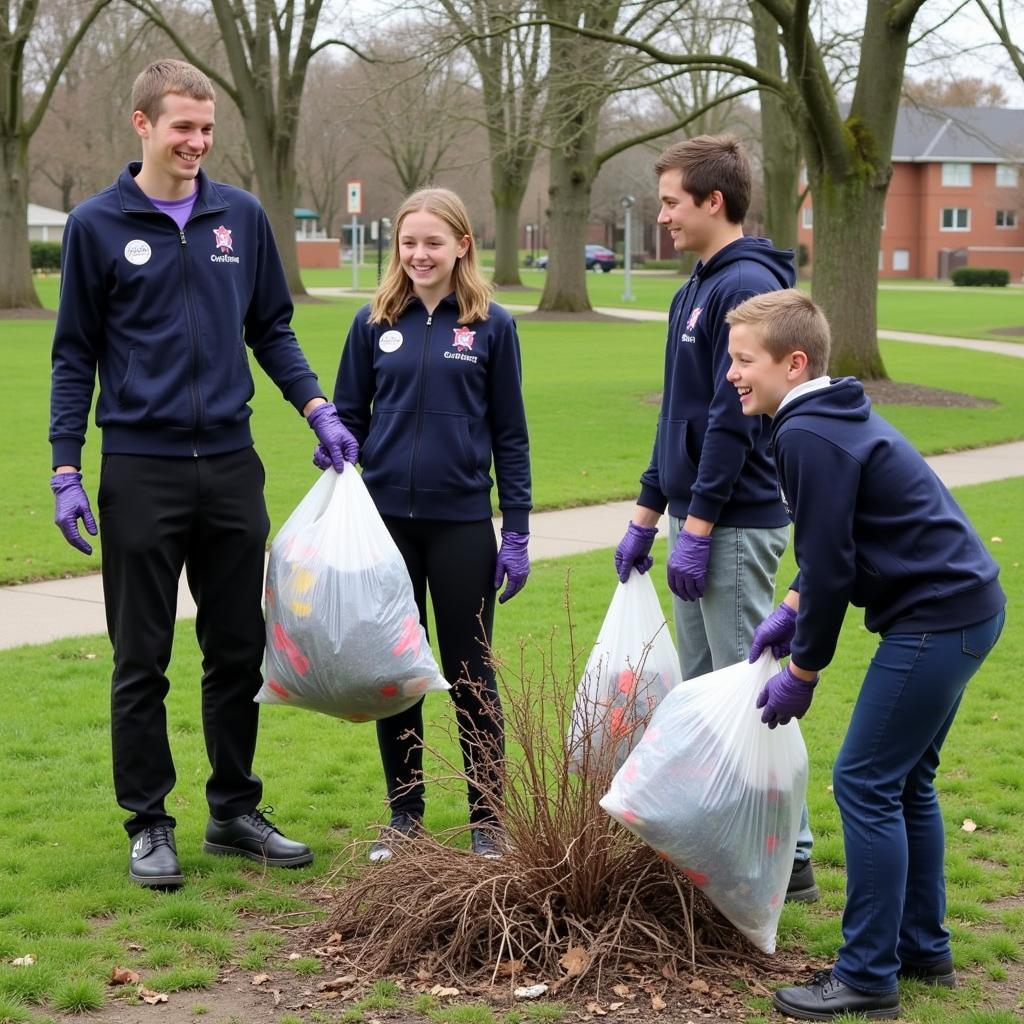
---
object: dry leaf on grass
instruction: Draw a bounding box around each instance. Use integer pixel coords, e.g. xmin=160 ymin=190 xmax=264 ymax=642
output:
xmin=251 ymin=973 xmax=271 ymax=986
xmin=651 ymin=993 xmax=667 ymax=1011
xmin=585 ymin=1000 xmax=607 ymax=1015
xmin=110 ymin=966 xmax=141 ymax=986
xmin=287 ymin=952 xmax=302 ymax=960
xmin=429 ymin=984 xmax=460 ymax=997
xmin=496 ymin=958 xmax=525 ymax=977
xmin=962 ymin=819 xmax=978 ymax=833
xmin=689 ymin=978 xmax=710 ymax=993
xmin=559 ymin=945 xmax=590 ymax=977
xmin=139 ymin=987 xmax=169 ymax=1004
xmin=12 ymin=955 xmax=36 ymax=967
xmin=612 ymin=983 xmax=631 ymax=998
xmin=609 ymin=1000 xmax=625 ymax=1010
xmin=318 ymin=975 xmax=356 ymax=991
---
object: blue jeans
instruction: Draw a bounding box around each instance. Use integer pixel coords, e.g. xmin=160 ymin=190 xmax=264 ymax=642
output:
xmin=833 ymin=608 xmax=1005 ymax=994
xmin=667 ymin=518 xmax=813 ymax=861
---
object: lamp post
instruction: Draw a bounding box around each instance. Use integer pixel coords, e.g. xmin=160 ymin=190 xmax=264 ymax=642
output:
xmin=621 ymin=195 xmax=636 ymax=302
xmin=524 ymin=223 xmax=533 ymax=266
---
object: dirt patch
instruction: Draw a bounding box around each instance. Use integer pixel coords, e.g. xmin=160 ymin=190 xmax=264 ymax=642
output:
xmin=990 ymin=326 xmax=1024 ymax=337
xmin=642 ymin=381 xmax=996 ymax=409
xmin=0 ymin=306 xmax=55 ymax=319
xmin=515 ymin=309 xmax=640 ymax=324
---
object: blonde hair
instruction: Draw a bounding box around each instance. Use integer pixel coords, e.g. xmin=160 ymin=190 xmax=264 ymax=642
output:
xmin=725 ymin=289 xmax=832 ymax=376
xmin=132 ymin=59 xmax=215 ymax=123
xmin=370 ymin=188 xmax=492 ymax=326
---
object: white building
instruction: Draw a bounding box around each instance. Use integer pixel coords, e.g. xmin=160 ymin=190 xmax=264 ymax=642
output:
xmin=28 ymin=204 xmax=68 ymax=243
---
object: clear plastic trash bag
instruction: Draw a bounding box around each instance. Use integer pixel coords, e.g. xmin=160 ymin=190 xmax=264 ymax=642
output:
xmin=256 ymin=468 xmax=448 ymax=722
xmin=600 ymin=653 xmax=809 ymax=953
xmin=567 ymin=571 xmax=682 ymax=774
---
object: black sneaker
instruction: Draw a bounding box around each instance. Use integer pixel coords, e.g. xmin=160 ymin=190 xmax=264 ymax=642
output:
xmin=900 ymin=958 xmax=957 ymax=988
xmin=773 ymin=968 xmax=900 ymax=1020
xmin=471 ymin=826 xmax=506 ymax=860
xmin=368 ymin=812 xmax=424 ymax=864
xmin=128 ymin=825 xmax=184 ymax=889
xmin=786 ymin=857 xmax=820 ymax=903
xmin=203 ymin=806 xmax=313 ymax=867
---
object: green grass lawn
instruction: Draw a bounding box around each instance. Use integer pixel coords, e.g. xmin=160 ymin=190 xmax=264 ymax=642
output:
xmin=5 ymin=281 xmax=1024 ymax=584
xmin=0 ymin=478 xmax=1020 ymax=1023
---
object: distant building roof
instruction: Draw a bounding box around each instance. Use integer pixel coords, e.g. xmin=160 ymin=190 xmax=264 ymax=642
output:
xmin=892 ymin=105 xmax=1024 ymax=163
xmin=28 ymin=203 xmax=69 ymax=227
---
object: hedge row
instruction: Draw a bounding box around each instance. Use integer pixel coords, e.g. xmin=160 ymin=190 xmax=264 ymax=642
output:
xmin=31 ymin=241 xmax=62 ymax=271
xmin=950 ymin=267 xmax=1010 ymax=287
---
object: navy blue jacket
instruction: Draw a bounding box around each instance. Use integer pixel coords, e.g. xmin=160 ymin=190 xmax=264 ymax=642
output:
xmin=639 ymin=237 xmax=793 ymax=526
xmin=332 ymin=296 xmax=532 ymax=531
xmin=50 ymin=163 xmax=323 ymax=468
xmin=773 ymin=378 xmax=1005 ymax=672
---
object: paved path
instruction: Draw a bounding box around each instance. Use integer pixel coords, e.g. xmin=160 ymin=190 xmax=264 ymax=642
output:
xmin=3 ymin=440 xmax=1022 ymax=651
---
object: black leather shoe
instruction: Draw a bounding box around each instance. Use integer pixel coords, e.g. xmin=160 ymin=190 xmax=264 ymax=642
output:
xmin=773 ymin=970 xmax=900 ymax=1020
xmin=128 ymin=825 xmax=184 ymax=889
xmin=786 ymin=857 xmax=821 ymax=903
xmin=900 ymin=957 xmax=957 ymax=988
xmin=203 ymin=807 xmax=313 ymax=867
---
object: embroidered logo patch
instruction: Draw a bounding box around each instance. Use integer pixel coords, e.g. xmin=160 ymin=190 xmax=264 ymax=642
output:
xmin=212 ymin=225 xmax=233 ymax=253
xmin=686 ymin=306 xmax=702 ymax=331
xmin=452 ymin=327 xmax=476 ymax=351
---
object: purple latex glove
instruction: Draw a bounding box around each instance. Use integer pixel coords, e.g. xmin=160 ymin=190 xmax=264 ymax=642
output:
xmin=307 ymin=402 xmax=358 ymax=473
xmin=312 ymin=444 xmax=332 ymax=472
xmin=494 ymin=530 xmax=530 ymax=604
xmin=614 ymin=522 xmax=658 ymax=583
xmin=749 ymin=602 xmax=798 ymax=662
xmin=51 ymin=471 xmax=97 ymax=555
xmin=756 ymin=664 xmax=818 ymax=729
xmin=666 ymin=529 xmax=712 ymax=601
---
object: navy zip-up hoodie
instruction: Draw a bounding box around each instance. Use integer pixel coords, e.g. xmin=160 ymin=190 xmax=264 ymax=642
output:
xmin=332 ymin=296 xmax=532 ymax=532
xmin=772 ymin=378 xmax=1005 ymax=672
xmin=639 ymin=237 xmax=793 ymax=526
xmin=50 ymin=163 xmax=323 ymax=468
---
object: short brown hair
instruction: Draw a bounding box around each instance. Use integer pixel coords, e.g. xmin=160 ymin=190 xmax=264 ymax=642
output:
xmin=725 ymin=289 xmax=831 ymax=377
xmin=131 ymin=59 xmax=215 ymax=123
xmin=654 ymin=134 xmax=751 ymax=223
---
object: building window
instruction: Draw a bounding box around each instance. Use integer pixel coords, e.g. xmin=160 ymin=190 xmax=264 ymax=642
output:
xmin=941 ymin=163 xmax=972 ymax=187
xmin=799 ymin=165 xmax=808 ymax=187
xmin=996 ymin=209 xmax=1018 ymax=228
xmin=996 ymin=164 xmax=1019 ymax=188
xmin=801 ymin=205 xmax=813 ymax=229
xmin=893 ymin=249 xmax=910 ymax=272
xmin=878 ymin=250 xmax=884 ymax=271
xmin=940 ymin=207 xmax=970 ymax=231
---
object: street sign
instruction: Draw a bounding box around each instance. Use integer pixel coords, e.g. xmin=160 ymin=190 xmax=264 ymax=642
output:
xmin=346 ymin=181 xmax=362 ymax=215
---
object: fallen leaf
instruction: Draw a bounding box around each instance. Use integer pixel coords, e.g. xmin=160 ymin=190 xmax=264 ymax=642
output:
xmin=991 ymin=714 xmax=999 ymax=721
xmin=612 ymin=983 xmax=631 ymax=998
xmin=327 ymin=931 xmax=342 ymax=943
xmin=139 ymin=987 xmax=169 ymax=1005
xmin=126 ymin=943 xmax=144 ymax=952
xmin=689 ymin=978 xmax=710 ymax=993
xmin=660 ymin=962 xmax=678 ymax=982
xmin=429 ymin=985 xmax=460 ymax=998
xmin=319 ymin=975 xmax=356 ymax=991
xmin=110 ymin=966 xmax=140 ymax=986
xmin=651 ymin=993 xmax=667 ymax=1011
xmin=416 ymin=966 xmax=432 ymax=982
xmin=559 ymin=944 xmax=591 ymax=977
xmin=585 ymin=1001 xmax=607 ymax=1016
xmin=609 ymin=1001 xmax=625 ymax=1010
xmin=497 ymin=959 xmax=524 ymax=977
xmin=991 ymin=536 xmax=1003 ymax=543
xmin=251 ymin=973 xmax=271 ymax=986
xmin=287 ymin=952 xmax=302 ymax=960
xmin=962 ymin=819 xmax=978 ymax=832
xmin=321 ymin=990 xmax=340 ymax=1001
xmin=514 ymin=983 xmax=549 ymax=999
xmin=12 ymin=955 xmax=36 ymax=967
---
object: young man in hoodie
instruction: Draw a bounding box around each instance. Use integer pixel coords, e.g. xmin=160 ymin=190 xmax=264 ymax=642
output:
xmin=725 ymin=289 xmax=1005 ymax=1020
xmin=614 ymin=135 xmax=816 ymax=902
xmin=48 ymin=59 xmax=359 ymax=889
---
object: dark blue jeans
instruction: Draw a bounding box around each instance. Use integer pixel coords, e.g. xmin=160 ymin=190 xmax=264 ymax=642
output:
xmin=832 ymin=608 xmax=1005 ymax=993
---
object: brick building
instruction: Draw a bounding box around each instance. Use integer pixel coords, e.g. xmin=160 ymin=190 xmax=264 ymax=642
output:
xmin=799 ymin=106 xmax=1024 ymax=280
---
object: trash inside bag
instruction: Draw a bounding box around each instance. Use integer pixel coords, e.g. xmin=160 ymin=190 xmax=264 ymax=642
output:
xmin=257 ymin=469 xmax=448 ymax=721
xmin=568 ymin=571 xmax=682 ymax=774
xmin=601 ymin=653 xmax=809 ymax=953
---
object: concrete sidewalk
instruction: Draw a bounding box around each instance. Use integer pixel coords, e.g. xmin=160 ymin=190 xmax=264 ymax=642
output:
xmin=2 ymin=441 xmax=1022 ymax=651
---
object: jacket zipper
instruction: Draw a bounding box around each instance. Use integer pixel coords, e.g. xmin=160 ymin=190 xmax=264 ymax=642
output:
xmin=407 ymin=311 xmax=434 ymax=515
xmin=178 ymin=228 xmax=204 ymax=456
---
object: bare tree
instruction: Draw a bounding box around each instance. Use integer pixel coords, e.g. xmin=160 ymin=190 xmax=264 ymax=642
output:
xmin=127 ymin=0 xmax=365 ymax=297
xmin=0 ymin=0 xmax=112 ymax=309
xmin=976 ymin=0 xmax=1024 ymax=83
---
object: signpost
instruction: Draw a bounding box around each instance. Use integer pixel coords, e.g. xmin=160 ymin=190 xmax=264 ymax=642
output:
xmin=347 ymin=181 xmax=362 ymax=290
xmin=621 ymin=195 xmax=636 ymax=302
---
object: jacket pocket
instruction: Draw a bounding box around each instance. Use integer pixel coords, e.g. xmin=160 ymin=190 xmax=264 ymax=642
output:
xmin=961 ymin=608 xmax=1005 ymax=660
xmin=656 ymin=417 xmax=699 ymax=498
xmin=416 ymin=413 xmax=487 ymax=493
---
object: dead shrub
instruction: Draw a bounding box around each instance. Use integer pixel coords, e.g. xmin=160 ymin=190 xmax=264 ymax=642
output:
xmin=323 ymin=577 xmax=767 ymax=991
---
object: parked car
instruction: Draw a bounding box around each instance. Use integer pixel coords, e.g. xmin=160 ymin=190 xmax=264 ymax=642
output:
xmin=534 ymin=244 xmax=617 ymax=272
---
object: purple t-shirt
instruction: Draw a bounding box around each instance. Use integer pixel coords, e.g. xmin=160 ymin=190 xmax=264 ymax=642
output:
xmin=150 ymin=191 xmax=198 ymax=230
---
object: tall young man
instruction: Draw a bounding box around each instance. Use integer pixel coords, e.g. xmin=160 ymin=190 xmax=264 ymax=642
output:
xmin=48 ymin=59 xmax=358 ymax=889
xmin=613 ymin=135 xmax=816 ymax=901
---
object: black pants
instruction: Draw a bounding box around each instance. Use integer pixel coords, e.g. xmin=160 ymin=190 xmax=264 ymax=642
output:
xmin=98 ymin=450 xmax=270 ymax=836
xmin=378 ymin=517 xmax=503 ymax=825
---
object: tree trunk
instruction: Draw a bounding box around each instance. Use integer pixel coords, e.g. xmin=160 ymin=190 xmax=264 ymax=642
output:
xmin=492 ymin=181 xmax=528 ymax=286
xmin=751 ymin=4 xmax=799 ymax=252
xmin=0 ymin=134 xmax=42 ymax=310
xmin=538 ymin=143 xmax=597 ymax=312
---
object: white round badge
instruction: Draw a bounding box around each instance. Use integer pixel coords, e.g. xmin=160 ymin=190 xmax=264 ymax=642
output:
xmin=379 ymin=330 xmax=403 ymax=353
xmin=124 ymin=239 xmax=152 ymax=266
